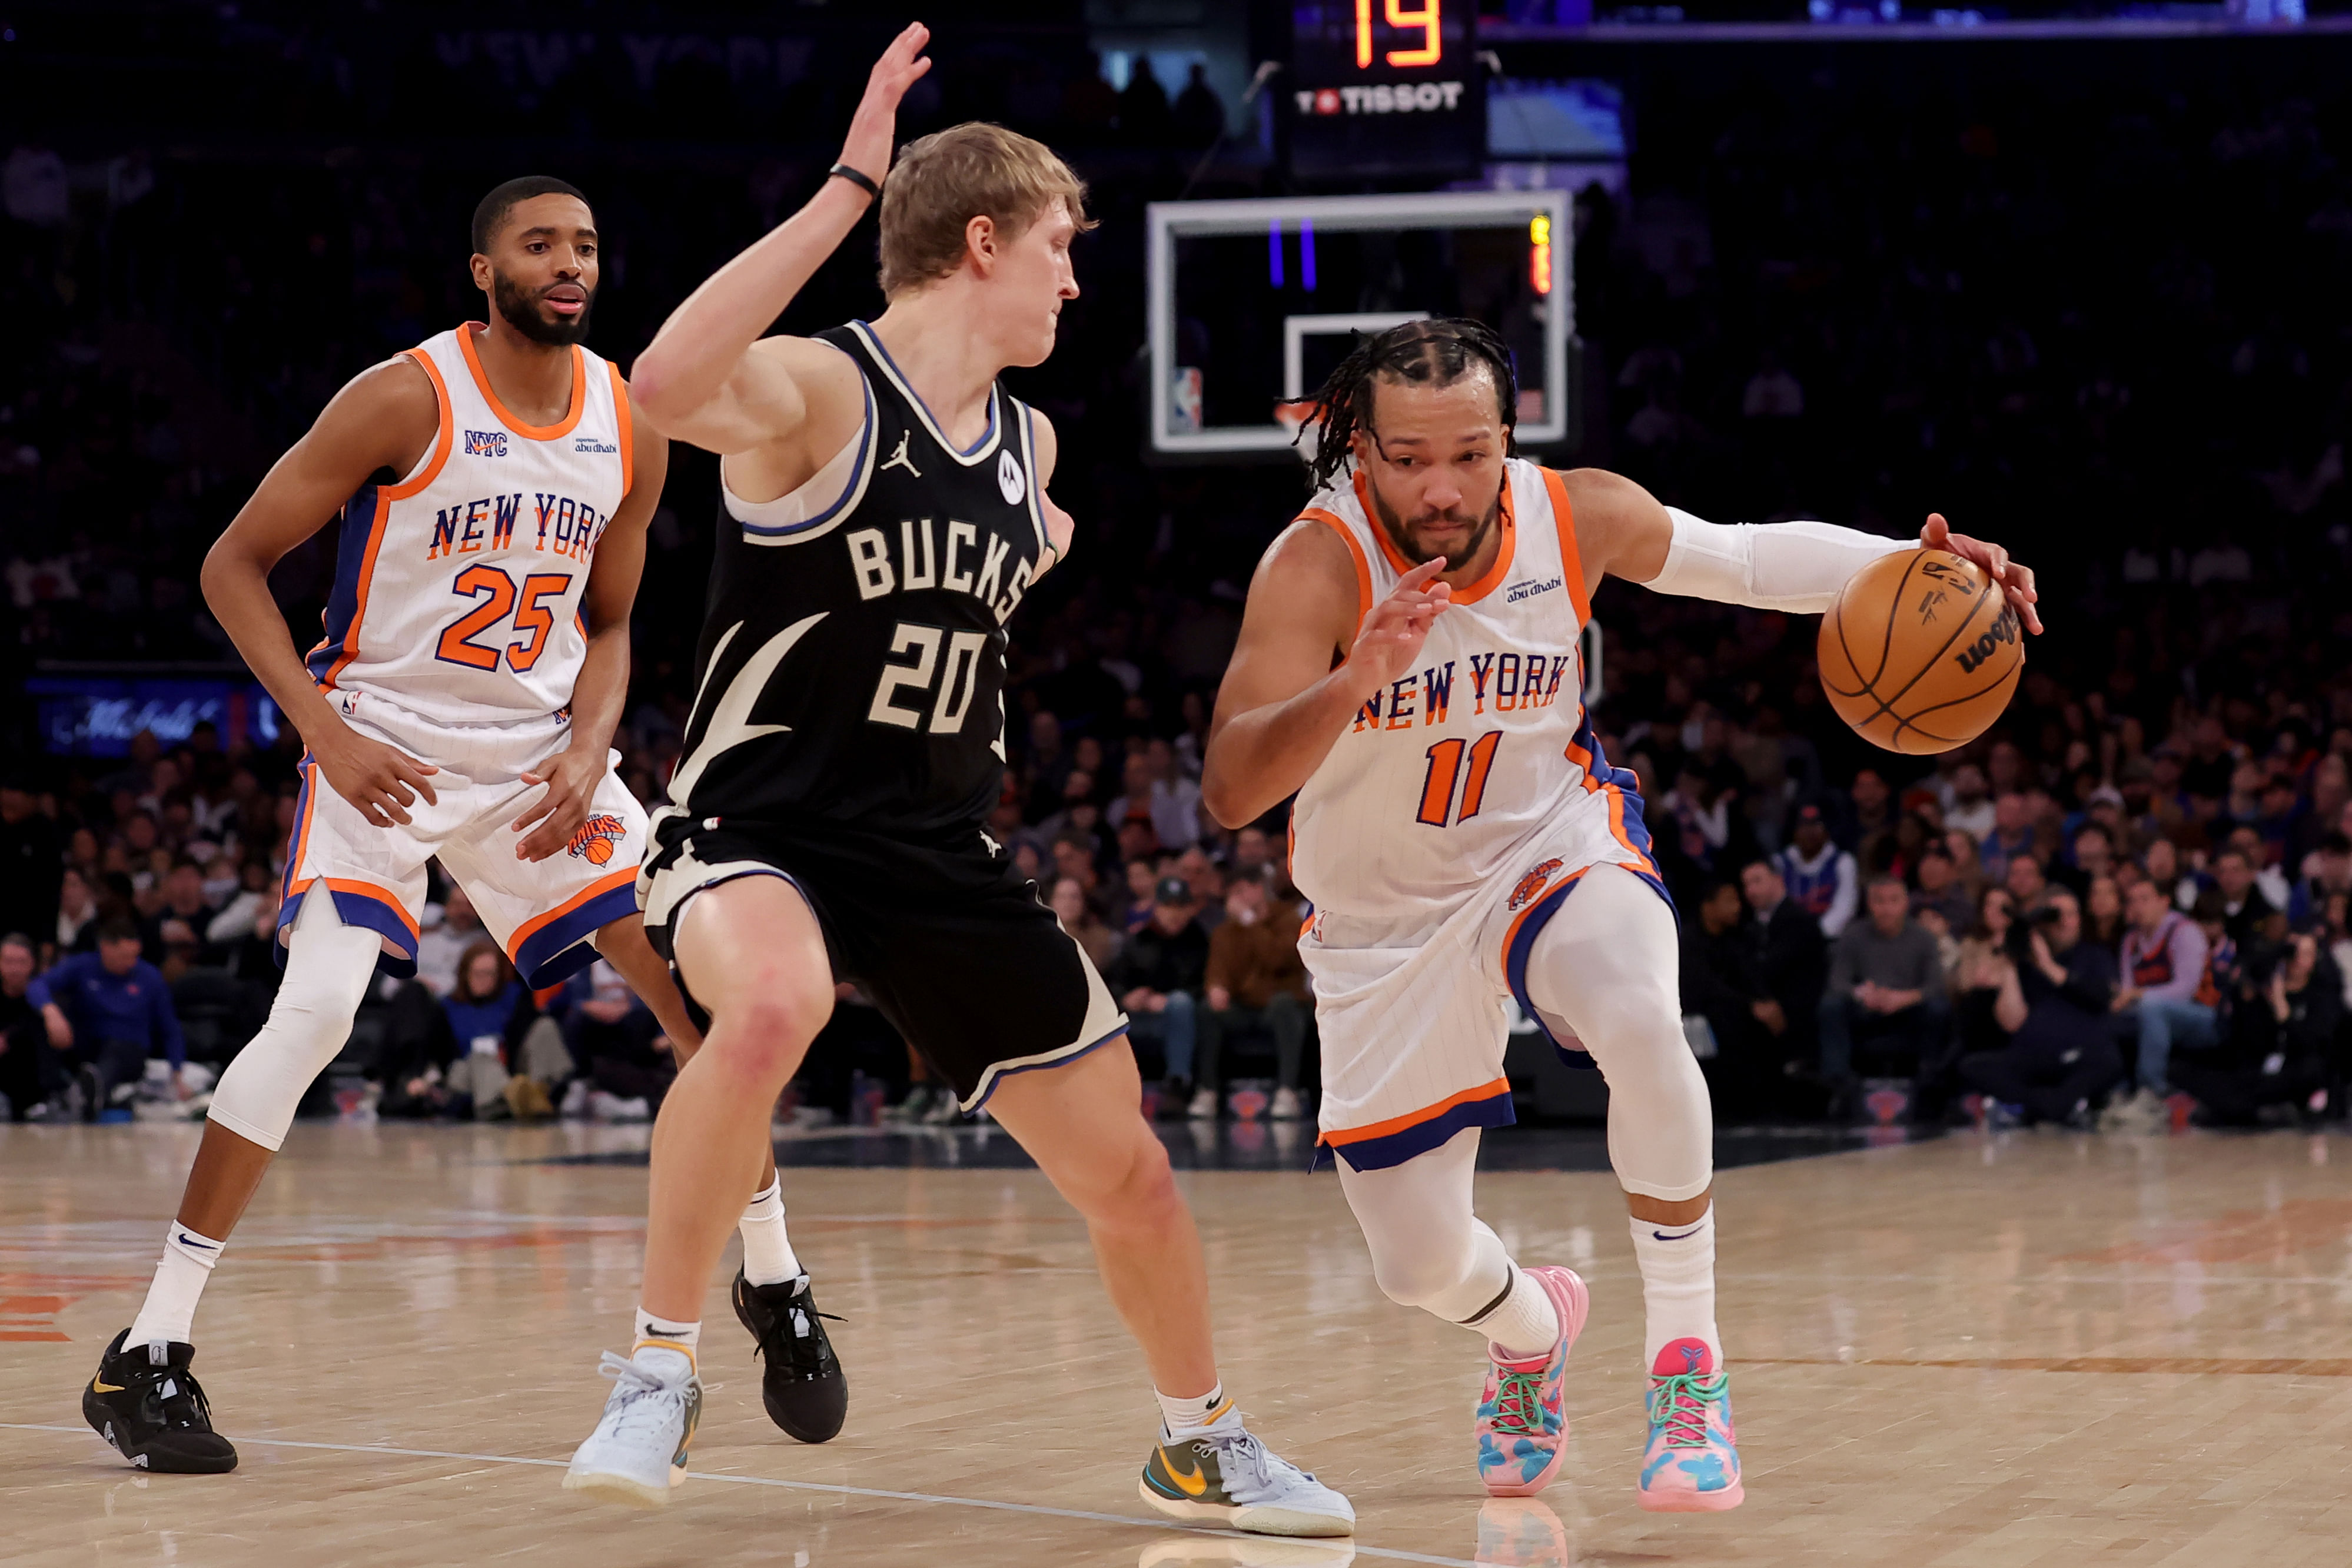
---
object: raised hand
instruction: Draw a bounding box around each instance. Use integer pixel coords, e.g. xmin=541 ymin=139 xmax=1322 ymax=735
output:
xmin=1922 ymin=512 xmax=2041 ymax=634
xmin=1346 ymin=557 xmax=1453 ymax=695
xmin=840 ymin=23 xmax=934 ymax=185
xmin=313 ymin=726 xmax=439 ymax=828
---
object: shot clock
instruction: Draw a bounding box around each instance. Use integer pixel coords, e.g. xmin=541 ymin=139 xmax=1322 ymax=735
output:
xmin=1287 ymin=0 xmax=1481 ymax=182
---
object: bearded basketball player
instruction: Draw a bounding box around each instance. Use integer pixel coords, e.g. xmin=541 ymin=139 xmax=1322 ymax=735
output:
xmin=81 ymin=178 xmax=832 ymax=1474
xmin=1202 ymin=320 xmax=2039 ymax=1511
xmin=558 ymin=26 xmax=1349 ymax=1536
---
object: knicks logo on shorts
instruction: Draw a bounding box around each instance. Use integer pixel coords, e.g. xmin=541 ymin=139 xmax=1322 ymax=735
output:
xmin=565 ymin=813 xmax=627 ymax=865
xmin=1507 ymin=858 xmax=1566 ymax=911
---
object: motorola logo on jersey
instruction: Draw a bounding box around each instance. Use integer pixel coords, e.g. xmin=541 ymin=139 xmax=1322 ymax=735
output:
xmin=996 ymin=450 xmax=1026 ymax=506
xmin=463 ymin=429 xmax=509 ymax=457
xmin=843 ymin=517 xmax=1034 ymax=624
xmin=1351 ymin=650 xmax=1579 ymax=732
xmin=426 ymin=490 xmax=610 ymax=564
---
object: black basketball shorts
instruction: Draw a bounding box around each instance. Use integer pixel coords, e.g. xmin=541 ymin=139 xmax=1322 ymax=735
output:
xmin=639 ymin=814 xmax=1128 ymax=1111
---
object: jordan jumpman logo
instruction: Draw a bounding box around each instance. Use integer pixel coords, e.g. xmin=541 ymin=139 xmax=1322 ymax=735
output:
xmin=879 ymin=430 xmax=922 ymax=479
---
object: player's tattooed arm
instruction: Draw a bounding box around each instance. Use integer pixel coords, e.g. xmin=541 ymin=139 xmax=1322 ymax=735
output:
xmin=200 ymin=356 xmax=445 ymax=828
xmin=629 ymin=23 xmax=932 ymax=460
xmin=513 ymin=389 xmax=671 ymax=862
xmin=1201 ymin=526 xmax=1453 ymax=829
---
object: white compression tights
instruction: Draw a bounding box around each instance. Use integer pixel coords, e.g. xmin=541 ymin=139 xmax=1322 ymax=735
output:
xmin=206 ymin=891 xmax=383 ymax=1152
xmin=1336 ymin=862 xmax=1715 ymax=1341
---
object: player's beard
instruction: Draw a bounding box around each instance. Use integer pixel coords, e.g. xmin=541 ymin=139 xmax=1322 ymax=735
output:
xmin=491 ymin=268 xmax=594 ymax=347
xmin=1365 ymin=476 xmax=1503 ymax=569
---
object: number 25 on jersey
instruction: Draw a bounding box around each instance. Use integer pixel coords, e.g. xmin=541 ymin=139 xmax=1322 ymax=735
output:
xmin=436 ymin=566 xmax=571 ymax=673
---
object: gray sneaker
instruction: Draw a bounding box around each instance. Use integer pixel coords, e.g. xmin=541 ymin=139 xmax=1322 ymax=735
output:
xmin=1141 ymin=1417 xmax=1355 ymax=1537
xmin=562 ymin=1350 xmax=702 ymax=1509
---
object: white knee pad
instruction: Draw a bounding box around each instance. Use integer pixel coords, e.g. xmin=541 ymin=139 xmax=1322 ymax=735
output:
xmin=207 ymin=892 xmax=382 ymax=1151
xmin=1523 ymin=864 xmax=1715 ymax=1204
xmin=1335 ymin=1127 xmax=1513 ymax=1320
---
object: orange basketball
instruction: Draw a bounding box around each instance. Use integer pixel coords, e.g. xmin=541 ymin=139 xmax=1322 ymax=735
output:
xmin=581 ymin=835 xmax=614 ymax=865
xmin=1817 ymin=548 xmax=2023 ymax=755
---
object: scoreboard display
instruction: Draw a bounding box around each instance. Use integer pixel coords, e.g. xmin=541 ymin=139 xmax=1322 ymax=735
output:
xmin=1286 ymin=1 xmax=1481 ymax=182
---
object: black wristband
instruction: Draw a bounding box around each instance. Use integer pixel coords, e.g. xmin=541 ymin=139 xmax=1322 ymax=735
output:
xmin=827 ymin=162 xmax=882 ymax=200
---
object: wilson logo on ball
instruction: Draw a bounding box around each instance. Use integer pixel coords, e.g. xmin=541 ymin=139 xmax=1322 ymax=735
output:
xmin=1952 ymin=606 xmax=2021 ymax=675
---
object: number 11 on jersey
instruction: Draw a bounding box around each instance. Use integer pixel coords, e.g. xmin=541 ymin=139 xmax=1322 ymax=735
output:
xmin=1416 ymin=730 xmax=1500 ymax=827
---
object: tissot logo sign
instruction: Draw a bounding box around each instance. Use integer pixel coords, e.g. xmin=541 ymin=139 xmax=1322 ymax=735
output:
xmin=1286 ymin=0 xmax=1479 ymax=181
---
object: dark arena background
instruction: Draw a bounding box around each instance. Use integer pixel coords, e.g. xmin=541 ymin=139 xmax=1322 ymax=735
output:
xmin=4 ymin=3 xmax=2351 ymax=1564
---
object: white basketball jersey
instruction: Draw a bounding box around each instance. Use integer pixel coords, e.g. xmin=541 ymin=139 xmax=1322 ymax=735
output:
xmin=306 ymin=323 xmax=632 ymax=726
xmin=1291 ymin=457 xmax=1633 ymax=916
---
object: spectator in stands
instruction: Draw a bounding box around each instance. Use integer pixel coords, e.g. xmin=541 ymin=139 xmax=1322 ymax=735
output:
xmin=1107 ymin=876 xmax=1209 ymax=1111
xmin=2102 ymin=876 xmax=2215 ymax=1132
xmin=413 ymin=885 xmax=486 ymax=998
xmin=1943 ymin=764 xmax=1996 ymax=841
xmin=2084 ymin=875 xmax=2125 ymax=952
xmin=1950 ymin=886 xmax=2020 ymax=1064
xmin=0 ymin=934 xmax=49 ymax=1120
xmin=55 ymin=866 xmax=99 ymax=956
xmin=1049 ymin=874 xmax=1119 ymax=970
xmin=1911 ymin=840 xmax=1974 ymax=931
xmin=1818 ymin=876 xmax=1949 ymax=1108
xmin=1980 ymin=793 xmax=2037 ymax=881
xmin=1197 ymin=875 xmax=1311 ymax=1121
xmin=1682 ymin=878 xmax=1788 ymax=1115
xmin=1230 ymin=824 xmax=1275 ymax=889
xmin=0 ymin=776 xmax=62 ymax=954
xmin=2210 ymin=846 xmax=2281 ymax=949
xmin=29 ymin=916 xmax=185 ymax=1119
xmin=2288 ymin=830 xmax=2352 ymax=924
xmin=2143 ymin=838 xmax=2195 ymax=911
xmin=1776 ymin=803 xmax=1858 ymax=937
xmin=561 ymin=954 xmax=670 ymax=1122
xmin=2173 ymin=927 xmax=2338 ymax=1126
xmin=141 ymin=859 xmax=214 ymax=978
xmin=2005 ymin=853 xmax=2049 ymax=911
xmin=1956 ymin=888 xmax=2120 ymax=1127
xmin=1738 ymin=856 xmax=1827 ymax=1070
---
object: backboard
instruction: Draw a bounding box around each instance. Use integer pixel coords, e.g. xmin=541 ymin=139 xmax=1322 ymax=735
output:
xmin=1145 ymin=190 xmax=1574 ymax=460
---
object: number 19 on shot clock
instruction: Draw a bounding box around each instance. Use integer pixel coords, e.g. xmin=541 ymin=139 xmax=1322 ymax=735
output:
xmin=1287 ymin=0 xmax=1480 ymax=182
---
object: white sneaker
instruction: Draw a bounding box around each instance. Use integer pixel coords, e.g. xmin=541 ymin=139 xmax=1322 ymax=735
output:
xmin=2102 ymin=1087 xmax=2165 ymax=1135
xmin=563 ymin=1350 xmax=703 ymax=1509
xmin=614 ymin=1096 xmax=652 ymax=1122
xmin=560 ymin=1079 xmax=591 ymax=1118
xmin=1270 ymin=1088 xmax=1304 ymax=1121
xmin=1187 ymin=1088 xmax=1219 ymax=1121
xmin=1141 ymin=1417 xmax=1356 ymax=1537
xmin=921 ymin=1090 xmax=961 ymax=1125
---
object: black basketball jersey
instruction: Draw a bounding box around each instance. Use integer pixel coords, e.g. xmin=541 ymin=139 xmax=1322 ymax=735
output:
xmin=660 ymin=321 xmax=1048 ymax=842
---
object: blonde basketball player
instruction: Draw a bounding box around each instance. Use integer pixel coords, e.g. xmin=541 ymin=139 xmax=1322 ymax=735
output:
xmin=81 ymin=178 xmax=828 ymax=1474
xmin=1202 ymin=319 xmax=2039 ymax=1510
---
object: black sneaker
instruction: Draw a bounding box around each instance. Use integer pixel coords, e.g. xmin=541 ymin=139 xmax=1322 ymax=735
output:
xmin=84 ymin=1328 xmax=238 ymax=1473
xmin=730 ymin=1268 xmax=847 ymax=1443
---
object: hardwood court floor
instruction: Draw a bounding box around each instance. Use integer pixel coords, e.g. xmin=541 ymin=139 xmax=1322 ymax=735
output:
xmin=4 ymin=1119 xmax=2350 ymax=1567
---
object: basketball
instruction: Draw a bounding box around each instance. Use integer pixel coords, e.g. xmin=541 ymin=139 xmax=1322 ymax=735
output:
xmin=1817 ymin=547 xmax=2023 ymax=754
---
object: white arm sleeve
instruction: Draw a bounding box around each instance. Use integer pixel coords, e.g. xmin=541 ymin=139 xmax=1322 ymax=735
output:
xmin=1643 ymin=507 xmax=1918 ymax=613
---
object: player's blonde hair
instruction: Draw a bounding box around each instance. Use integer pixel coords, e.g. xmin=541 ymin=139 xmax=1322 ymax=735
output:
xmin=878 ymin=122 xmax=1095 ymax=297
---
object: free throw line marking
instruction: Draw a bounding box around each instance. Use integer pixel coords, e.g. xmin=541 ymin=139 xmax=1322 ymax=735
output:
xmin=1 ymin=1424 xmax=1476 ymax=1567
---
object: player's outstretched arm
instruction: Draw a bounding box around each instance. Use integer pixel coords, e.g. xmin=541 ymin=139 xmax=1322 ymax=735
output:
xmin=629 ymin=22 xmax=932 ymax=456
xmin=1201 ymin=526 xmax=1453 ymax=830
xmin=511 ymin=393 xmax=671 ymax=861
xmin=200 ymin=357 xmax=446 ymax=828
xmin=1567 ymin=466 xmax=2041 ymax=632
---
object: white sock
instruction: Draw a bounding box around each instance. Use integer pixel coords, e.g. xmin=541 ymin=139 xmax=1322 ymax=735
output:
xmin=1155 ymin=1383 xmax=1234 ymax=1434
xmin=1464 ymin=1263 xmax=1561 ymax=1363
xmin=632 ymin=1307 xmax=700 ymax=1377
xmin=1629 ymin=1208 xmax=1720 ymax=1369
xmin=739 ymin=1178 xmax=800 ymax=1287
xmin=127 ymin=1222 xmax=224 ymax=1349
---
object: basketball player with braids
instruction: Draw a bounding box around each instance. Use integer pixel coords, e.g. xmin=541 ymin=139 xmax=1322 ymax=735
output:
xmin=1203 ymin=319 xmax=2039 ymax=1510
xmin=81 ymin=175 xmax=826 ymax=1473
xmin=560 ymin=26 xmax=1350 ymax=1535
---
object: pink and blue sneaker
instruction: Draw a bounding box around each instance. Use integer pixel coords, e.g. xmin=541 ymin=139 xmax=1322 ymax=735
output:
xmin=1474 ymin=1265 xmax=1589 ymax=1497
xmin=1637 ymin=1337 xmax=1742 ymax=1511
